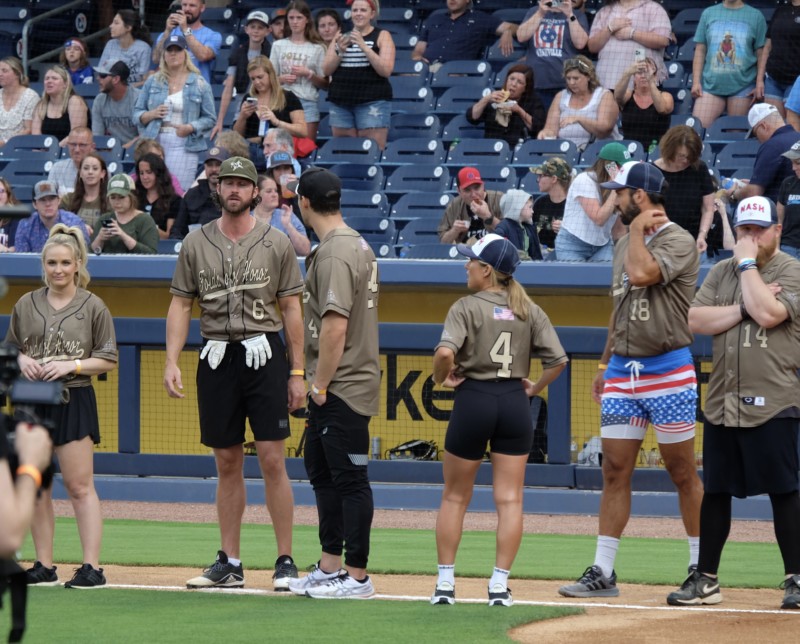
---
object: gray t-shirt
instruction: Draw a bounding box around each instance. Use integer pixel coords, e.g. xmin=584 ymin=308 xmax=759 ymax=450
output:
xmin=92 ymin=86 xmax=141 ymax=144
xmin=99 ymin=39 xmax=152 ymax=85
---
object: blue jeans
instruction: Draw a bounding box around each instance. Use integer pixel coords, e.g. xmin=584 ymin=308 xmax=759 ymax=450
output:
xmin=554 ymin=227 xmax=613 ymax=261
xmin=781 ymin=244 xmax=800 ymax=259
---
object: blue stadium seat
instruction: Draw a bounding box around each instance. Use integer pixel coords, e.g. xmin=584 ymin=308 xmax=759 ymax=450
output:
xmin=484 ymin=38 xmax=526 ymax=73
xmin=384 ymin=165 xmax=451 ymax=197
xmin=389 ymin=74 xmax=429 ymax=96
xmin=441 ymin=114 xmax=485 ymax=143
xmin=388 ymin=114 xmax=441 ymax=141
xmin=671 ymin=9 xmax=704 ymax=45
xmin=676 ymin=40 xmax=697 ymax=63
xmin=381 ymin=138 xmax=447 ymax=167
xmin=705 ymin=115 xmax=750 ymax=152
xmin=580 ymin=140 xmax=646 ymax=166
xmin=370 ymin=241 xmax=397 ymax=258
xmin=315 ymin=137 xmax=381 ymax=166
xmin=0 ymin=6 xmax=29 ymax=58
xmin=0 ymin=135 xmax=60 ymax=159
xmin=669 ymin=114 xmax=705 ymax=138
xmin=518 ymin=172 xmax=546 ymax=194
xmin=665 ymin=61 xmax=687 ymax=82
xmin=347 ymin=6 xmax=418 ymax=34
xmin=446 ymin=138 xmax=511 ymax=167
xmin=401 ymin=243 xmax=461 ymax=259
xmin=392 ymin=59 xmax=430 ymax=83
xmin=2 ymin=158 xmax=53 ymax=185
xmin=436 ymin=86 xmax=489 ymax=116
xmin=328 ymin=164 xmax=385 ymax=192
xmin=390 ymin=192 xmax=453 ymax=223
xmin=93 ymin=136 xmax=124 ymax=162
xmin=391 ymin=85 xmax=436 ymax=114
xmin=316 ymin=114 xmax=332 ymax=145
xmin=396 ymin=218 xmax=443 ymax=247
xmin=431 ymin=60 xmax=493 ymax=94
xmin=512 ymin=139 xmax=580 ymax=168
xmin=715 ymin=140 xmax=760 ymax=178
xmin=158 ymin=240 xmax=182 ymax=254
xmin=199 ymin=7 xmax=238 ymax=37
xmin=341 ymin=190 xmax=390 ymax=218
xmin=344 ymin=215 xmax=397 ymax=245
xmin=491 ymin=8 xmax=531 ymax=23
xmin=452 ymin=165 xmax=516 ymax=193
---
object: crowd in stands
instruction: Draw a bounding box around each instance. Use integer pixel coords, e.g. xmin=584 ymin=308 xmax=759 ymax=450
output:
xmin=2 ymin=0 xmax=800 ymax=262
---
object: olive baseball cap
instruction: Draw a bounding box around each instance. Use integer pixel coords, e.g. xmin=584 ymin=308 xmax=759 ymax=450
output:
xmin=107 ymin=174 xmax=135 ymax=197
xmin=217 ymin=156 xmax=258 ymax=185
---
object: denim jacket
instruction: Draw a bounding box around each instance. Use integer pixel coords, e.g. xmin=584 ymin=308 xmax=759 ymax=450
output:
xmin=133 ymin=72 xmax=216 ymax=153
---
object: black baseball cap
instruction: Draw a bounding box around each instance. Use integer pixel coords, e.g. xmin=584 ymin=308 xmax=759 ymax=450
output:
xmin=93 ymin=60 xmax=130 ymax=82
xmin=287 ymin=167 xmax=342 ymax=202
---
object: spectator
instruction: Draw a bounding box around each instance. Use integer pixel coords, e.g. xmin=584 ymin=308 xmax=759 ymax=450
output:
xmin=59 ymin=38 xmax=93 ymax=86
xmin=537 ymin=56 xmax=620 ymax=149
xmin=99 ymin=9 xmax=152 ymax=87
xmin=412 ymin=0 xmax=517 ymax=73
xmin=517 ymin=0 xmax=590 ymax=111
xmin=322 ymin=0 xmax=395 ymax=150
xmin=531 ymin=157 xmax=572 ymax=249
xmin=269 ymin=9 xmax=288 ymax=46
xmin=267 ymin=150 xmax=301 ymax=212
xmin=14 ymin=180 xmax=90 ymax=252
xmin=438 ymin=167 xmax=504 ymax=245
xmin=92 ymin=61 xmax=141 ymax=149
xmin=131 ymin=138 xmax=185 ymax=196
xmin=0 ymin=57 xmax=39 ymax=147
xmin=263 ymin=127 xmax=302 ymax=175
xmin=757 ymin=1 xmax=800 ymax=117
xmin=554 ymin=141 xmax=628 ymax=261
xmin=614 ymin=57 xmax=673 ymax=150
xmin=31 ymin=66 xmax=90 ymax=145
xmin=0 ymin=177 xmax=21 ymax=252
xmin=691 ymin=1 xmax=767 ymax=129
xmin=778 ymin=141 xmax=800 ymax=258
xmin=134 ymin=34 xmax=216 ymax=193
xmin=169 ymin=145 xmax=227 ymax=239
xmin=152 ymin=0 xmax=222 ymax=85
xmin=48 ymin=126 xmax=96 ymax=198
xmin=135 ymin=152 xmax=181 ymax=240
xmin=467 ymin=64 xmax=545 ymax=146
xmin=271 ymin=1 xmax=327 ymax=142
xmin=651 ymin=125 xmax=715 ymax=253
xmin=61 ymin=152 xmax=109 ymax=233
xmin=315 ymin=9 xmax=342 ymax=49
xmin=726 ymin=104 xmax=800 ymax=204
xmin=494 ymin=189 xmax=542 ymax=260
xmin=209 ymin=10 xmax=272 ymax=140
xmin=587 ymin=0 xmax=671 ymax=91
xmin=233 ymin=56 xmax=307 ymax=168
xmin=253 ymin=174 xmax=310 ymax=256
xmin=90 ymin=174 xmax=158 ymax=255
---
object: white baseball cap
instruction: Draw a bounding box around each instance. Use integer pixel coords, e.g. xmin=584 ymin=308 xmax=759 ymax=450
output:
xmin=747 ymin=103 xmax=778 ymax=136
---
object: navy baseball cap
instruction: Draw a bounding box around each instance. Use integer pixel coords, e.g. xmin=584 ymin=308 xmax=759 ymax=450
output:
xmin=457 ymin=234 xmax=521 ymax=276
xmin=165 ymin=34 xmax=188 ymax=50
xmin=600 ymin=161 xmax=665 ymax=194
xmin=267 ymin=150 xmax=293 ymax=170
xmin=734 ymin=196 xmax=779 ymax=228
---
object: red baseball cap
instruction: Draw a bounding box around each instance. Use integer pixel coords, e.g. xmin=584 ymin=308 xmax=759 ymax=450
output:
xmin=457 ymin=167 xmax=483 ymax=189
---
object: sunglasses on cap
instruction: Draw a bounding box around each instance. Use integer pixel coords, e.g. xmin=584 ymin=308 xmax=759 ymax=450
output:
xmin=564 ymin=58 xmax=591 ymax=72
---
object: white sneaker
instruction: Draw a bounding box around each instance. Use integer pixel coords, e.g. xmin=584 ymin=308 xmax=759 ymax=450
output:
xmin=430 ymin=581 xmax=455 ymax=605
xmin=287 ymin=563 xmax=342 ymax=596
xmin=304 ymin=573 xmax=375 ymax=599
xmin=488 ymin=584 xmax=513 ymax=607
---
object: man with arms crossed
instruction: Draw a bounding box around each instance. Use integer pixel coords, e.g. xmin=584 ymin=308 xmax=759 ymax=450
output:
xmin=287 ymin=167 xmax=380 ymax=599
xmin=163 ymin=156 xmax=305 ymax=590
xmin=668 ymin=196 xmax=800 ymax=609
xmin=560 ymin=161 xmax=704 ymax=597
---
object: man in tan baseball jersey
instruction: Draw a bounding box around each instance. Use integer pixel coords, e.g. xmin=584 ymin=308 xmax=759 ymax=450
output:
xmin=560 ymin=161 xmax=704 ymax=598
xmin=163 ymin=156 xmax=305 ymax=591
xmin=286 ymin=167 xmax=380 ymax=599
xmin=668 ymin=196 xmax=800 ymax=609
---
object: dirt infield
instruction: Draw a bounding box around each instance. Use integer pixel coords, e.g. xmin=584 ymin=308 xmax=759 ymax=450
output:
xmin=51 ymin=501 xmax=800 ymax=641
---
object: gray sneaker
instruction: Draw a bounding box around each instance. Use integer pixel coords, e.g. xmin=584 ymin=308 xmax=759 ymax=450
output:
xmin=558 ymin=565 xmax=619 ymax=598
xmin=667 ymin=570 xmax=722 ymax=606
xmin=780 ymin=574 xmax=800 ymax=609
xmin=287 ymin=563 xmax=343 ymax=596
xmin=304 ymin=573 xmax=375 ymax=599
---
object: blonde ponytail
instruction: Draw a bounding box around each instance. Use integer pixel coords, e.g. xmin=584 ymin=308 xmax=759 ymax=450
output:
xmin=42 ymin=224 xmax=90 ymax=289
xmin=489 ymin=269 xmax=531 ymax=320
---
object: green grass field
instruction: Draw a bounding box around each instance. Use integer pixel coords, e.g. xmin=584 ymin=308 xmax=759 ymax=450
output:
xmin=0 ymin=518 xmax=785 ymax=643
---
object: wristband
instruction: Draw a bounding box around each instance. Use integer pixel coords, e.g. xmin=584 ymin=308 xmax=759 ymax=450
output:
xmin=311 ymin=384 xmax=327 ymax=395
xmin=738 ymin=258 xmax=757 ymax=273
xmin=74 ymin=359 xmax=82 ymax=375
xmin=740 ymin=302 xmax=750 ymax=320
xmin=290 ymin=369 xmax=305 ymax=377
xmin=740 ymin=263 xmax=758 ymax=273
xmin=16 ymin=465 xmax=42 ymax=489
xmin=598 ymin=363 xmax=608 ymax=370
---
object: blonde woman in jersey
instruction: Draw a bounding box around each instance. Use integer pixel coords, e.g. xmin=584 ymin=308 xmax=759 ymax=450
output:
xmin=431 ymin=234 xmax=568 ymax=607
xmin=5 ymin=224 xmax=117 ymax=589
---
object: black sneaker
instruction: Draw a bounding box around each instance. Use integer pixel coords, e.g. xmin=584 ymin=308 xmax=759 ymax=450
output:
xmin=64 ymin=564 xmax=106 ymax=589
xmin=430 ymin=581 xmax=455 ymax=605
xmin=558 ymin=565 xmax=619 ymax=598
xmin=186 ymin=550 xmax=244 ymax=589
xmin=26 ymin=561 xmax=59 ymax=586
xmin=780 ymin=574 xmax=800 ymax=609
xmin=272 ymin=555 xmax=298 ymax=591
xmin=666 ymin=570 xmax=722 ymax=606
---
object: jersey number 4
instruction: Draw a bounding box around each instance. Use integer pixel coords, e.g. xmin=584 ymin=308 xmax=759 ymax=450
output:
xmin=489 ymin=331 xmax=513 ymax=378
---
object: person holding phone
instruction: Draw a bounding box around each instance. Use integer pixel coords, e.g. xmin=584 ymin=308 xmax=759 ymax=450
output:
xmin=152 ymin=0 xmax=221 ymax=85
xmin=91 ymin=174 xmax=158 ymax=254
xmin=614 ymin=56 xmax=673 ymax=149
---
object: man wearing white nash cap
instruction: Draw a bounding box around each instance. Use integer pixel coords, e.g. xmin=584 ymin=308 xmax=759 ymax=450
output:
xmin=725 ymin=103 xmax=800 ymax=204
xmin=560 ymin=160 xmax=703 ymax=600
xmin=668 ymin=195 xmax=800 ymax=610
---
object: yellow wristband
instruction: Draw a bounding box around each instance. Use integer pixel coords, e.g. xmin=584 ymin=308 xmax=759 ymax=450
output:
xmin=598 ymin=363 xmax=608 ymax=370
xmin=16 ymin=465 xmax=42 ymax=489
xmin=74 ymin=359 xmax=82 ymax=375
xmin=311 ymin=384 xmax=327 ymax=395
xmin=290 ymin=369 xmax=305 ymax=377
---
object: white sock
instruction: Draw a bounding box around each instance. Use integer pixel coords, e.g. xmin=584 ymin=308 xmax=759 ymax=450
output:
xmin=489 ymin=566 xmax=510 ymax=591
xmin=228 ymin=557 xmax=241 ymax=567
xmin=437 ymin=564 xmax=455 ymax=587
xmin=593 ymin=536 xmax=620 ymax=578
xmin=688 ymin=536 xmax=700 ymax=568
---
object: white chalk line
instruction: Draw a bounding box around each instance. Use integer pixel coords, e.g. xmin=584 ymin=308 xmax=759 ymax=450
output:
xmin=103 ymin=583 xmax=799 ymax=615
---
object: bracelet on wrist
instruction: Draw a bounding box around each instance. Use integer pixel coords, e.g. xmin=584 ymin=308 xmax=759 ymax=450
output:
xmin=311 ymin=384 xmax=327 ymax=396
xmin=598 ymin=363 xmax=608 ymax=370
xmin=74 ymin=359 xmax=82 ymax=375
xmin=290 ymin=369 xmax=305 ymax=378
xmin=740 ymin=263 xmax=758 ymax=273
xmin=737 ymin=257 xmax=756 ymax=273
xmin=16 ymin=465 xmax=42 ymax=489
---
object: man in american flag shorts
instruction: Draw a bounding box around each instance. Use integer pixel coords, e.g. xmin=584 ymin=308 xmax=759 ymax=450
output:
xmin=559 ymin=161 xmax=704 ymax=598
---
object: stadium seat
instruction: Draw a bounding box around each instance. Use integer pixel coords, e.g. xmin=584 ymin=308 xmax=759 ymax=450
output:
xmin=390 ymin=74 xmax=428 ymax=97
xmin=315 ymin=137 xmax=381 ymax=166
xmin=199 ymin=7 xmax=238 ymax=37
xmin=384 ymin=165 xmax=451 ymax=197
xmin=2 ymin=158 xmax=53 ymax=185
xmin=580 ymin=140 xmax=646 ymax=166
xmin=381 ymin=138 xmax=447 ymax=166
xmin=0 ymin=134 xmax=60 ymax=159
xmin=93 ymin=136 xmax=124 ymax=162
xmin=704 ymin=115 xmax=750 ymax=152
xmin=396 ymin=218 xmax=442 ymax=247
xmin=401 ymin=243 xmax=461 ymax=259
xmin=391 ymin=85 xmax=436 ymax=114
xmin=512 ymin=139 xmax=580 ymax=168
xmin=0 ymin=6 xmax=28 ymax=58
xmin=436 ymin=86 xmax=489 ymax=116
xmin=714 ymin=140 xmax=760 ymax=178
xmin=669 ymin=114 xmax=704 ymax=138
xmin=671 ymin=9 xmax=704 ymax=45
xmin=665 ymin=61 xmax=686 ymax=82
xmin=491 ymin=8 xmax=531 ymax=23
xmin=518 ymin=171 xmax=546 ymax=194
xmin=484 ymin=38 xmax=526 ymax=73
xmin=446 ymin=138 xmax=511 ymax=168
xmin=370 ymin=241 xmax=397 ymax=258
xmin=452 ymin=165 xmax=516 ymax=192
xmin=441 ymin=114 xmax=485 ymax=143
xmin=431 ymin=60 xmax=493 ymax=94
xmin=390 ymin=192 xmax=453 ymax=222
xmin=157 ymin=240 xmax=182 ymax=254
xmin=388 ymin=114 xmax=441 ymax=141
xmin=676 ymin=40 xmax=696 ymax=63
xmin=341 ymin=190 xmax=390 ymax=218
xmin=327 ymin=163 xmax=385 ymax=192
xmin=343 ymin=215 xmax=396 ymax=245
xmin=316 ymin=114 xmax=332 ymax=145
xmin=392 ymin=59 xmax=430 ymax=83
xmin=348 ymin=6 xmax=418 ymax=34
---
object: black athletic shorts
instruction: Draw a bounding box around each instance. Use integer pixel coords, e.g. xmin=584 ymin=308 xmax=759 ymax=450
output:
xmin=703 ymin=417 xmax=800 ymax=498
xmin=196 ymin=334 xmax=290 ymax=448
xmin=445 ymin=379 xmax=532 ymax=460
xmin=36 ymin=385 xmax=101 ymax=447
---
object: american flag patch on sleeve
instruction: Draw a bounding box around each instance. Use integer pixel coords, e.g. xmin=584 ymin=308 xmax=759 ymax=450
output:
xmin=493 ymin=307 xmax=515 ymax=321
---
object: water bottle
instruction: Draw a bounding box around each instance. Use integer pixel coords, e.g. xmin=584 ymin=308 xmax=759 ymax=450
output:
xmin=721 ymin=177 xmax=744 ymax=191
xmin=648 ymin=139 xmax=657 ymax=155
xmin=450 ymin=137 xmax=460 ymax=151
xmin=371 ymin=436 xmax=381 ymax=460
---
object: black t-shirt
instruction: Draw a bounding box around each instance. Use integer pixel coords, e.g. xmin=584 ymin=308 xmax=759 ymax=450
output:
xmin=619 ymin=96 xmax=670 ymax=149
xmin=465 ymin=92 xmax=546 ymax=146
xmin=766 ymin=5 xmax=800 ymax=86
xmin=143 ymin=195 xmax=182 ymax=232
xmin=659 ymin=162 xmax=715 ymax=240
xmin=533 ymin=194 xmax=565 ymax=248
xmin=779 ymin=174 xmax=800 ymax=249
xmin=241 ymin=90 xmax=302 ymax=140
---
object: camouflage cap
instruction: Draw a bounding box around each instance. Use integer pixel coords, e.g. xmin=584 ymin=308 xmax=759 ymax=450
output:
xmin=531 ymin=157 xmax=572 ymax=181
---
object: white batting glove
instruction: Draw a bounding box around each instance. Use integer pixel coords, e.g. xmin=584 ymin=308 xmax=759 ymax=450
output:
xmin=241 ymin=334 xmax=272 ymax=370
xmin=200 ymin=340 xmax=228 ymax=370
